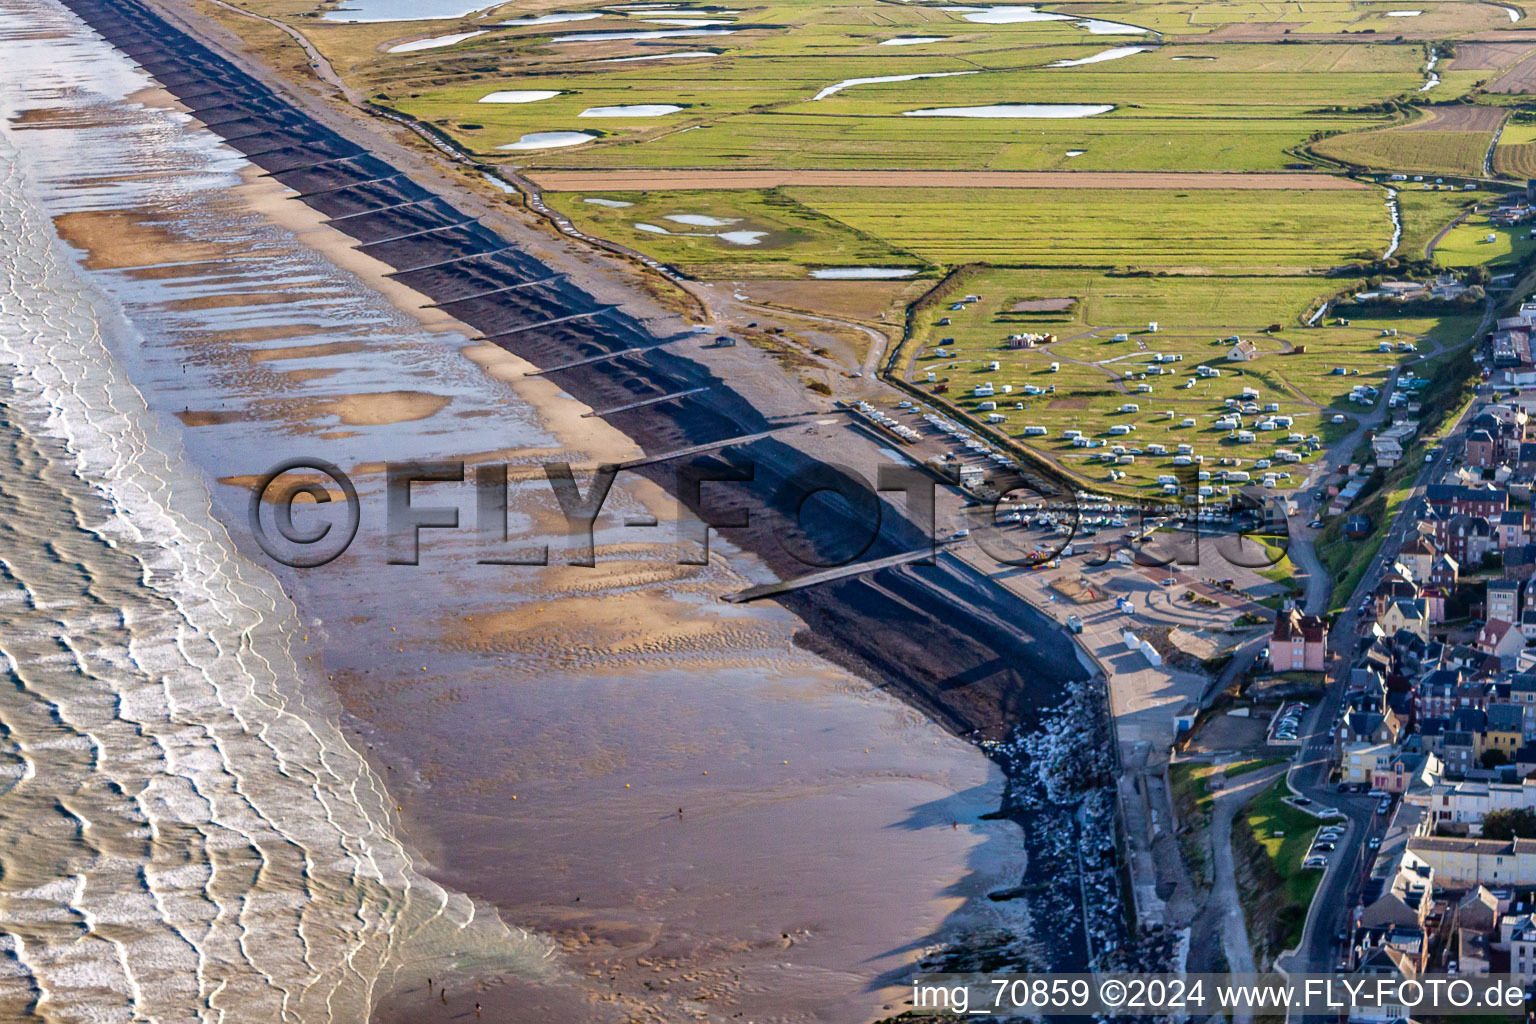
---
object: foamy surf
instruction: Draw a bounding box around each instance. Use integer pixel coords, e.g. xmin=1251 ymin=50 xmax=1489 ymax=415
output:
xmin=0 ymin=2 xmax=552 ymax=1020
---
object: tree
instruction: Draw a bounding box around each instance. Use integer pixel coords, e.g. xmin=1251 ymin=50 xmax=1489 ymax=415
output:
xmin=1481 ymin=749 xmax=1510 ymax=770
xmin=1480 ymin=806 xmax=1536 ymax=840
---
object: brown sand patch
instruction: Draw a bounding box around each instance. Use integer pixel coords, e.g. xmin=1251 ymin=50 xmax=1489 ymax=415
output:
xmin=460 ymin=342 xmax=646 ymax=465
xmin=306 ymin=391 xmax=451 ymax=426
xmin=218 ymin=472 xmax=349 ymax=504
xmin=9 ymin=107 xmax=112 ymax=129
xmin=126 ymin=260 xmax=273 ymax=282
xmin=526 ymin=170 xmax=1370 ymax=191
xmin=280 ymin=367 xmax=344 ymax=383
xmin=1011 ymin=298 xmax=1076 ymax=313
xmin=452 ymin=590 xmax=763 ymax=659
xmin=247 ymin=339 xmax=369 ymax=361
xmin=53 ymin=209 xmax=227 ymax=269
xmin=167 ymin=290 xmax=321 ymax=312
xmin=178 ymin=409 xmax=255 ymax=426
xmin=1048 ymin=397 xmax=1091 ymax=410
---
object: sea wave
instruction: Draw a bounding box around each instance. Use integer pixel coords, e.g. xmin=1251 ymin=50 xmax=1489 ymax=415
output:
xmin=0 ymin=3 xmax=551 ymax=1020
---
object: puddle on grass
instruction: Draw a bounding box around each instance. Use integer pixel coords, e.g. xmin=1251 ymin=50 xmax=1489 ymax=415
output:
xmin=903 ymin=103 xmax=1112 ymax=117
xmin=1065 ymin=149 xmax=1085 ymax=156
xmin=498 ymin=12 xmax=604 ymax=24
xmin=479 ymin=90 xmax=562 ymax=103
xmin=497 ymin=130 xmax=599 ymax=149
xmin=880 ymin=36 xmax=947 ymax=44
xmin=584 ymin=197 xmax=635 ymax=207
xmin=599 ymin=49 xmax=720 ymax=60
xmin=811 ymin=267 xmax=919 ymax=279
xmin=578 ymin=104 xmax=685 ymax=116
xmin=632 ymin=220 xmax=765 ymax=244
xmin=665 ymin=213 xmax=737 ymax=226
xmin=324 ymin=0 xmax=497 ymax=20
xmin=941 ymin=5 xmax=1151 ymax=31
xmin=812 ymin=71 xmax=975 ymax=100
xmin=1047 ymin=45 xmax=1151 ymax=66
xmin=551 ymin=26 xmax=735 ymax=40
xmin=386 ymin=30 xmax=487 ymax=52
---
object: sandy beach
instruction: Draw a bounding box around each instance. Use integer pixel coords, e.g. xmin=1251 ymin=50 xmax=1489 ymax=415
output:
xmin=0 ymin=3 xmax=1100 ymax=1022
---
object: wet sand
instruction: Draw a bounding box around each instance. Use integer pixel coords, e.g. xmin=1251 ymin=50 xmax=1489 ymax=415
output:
xmin=26 ymin=1 xmax=1104 ymax=1021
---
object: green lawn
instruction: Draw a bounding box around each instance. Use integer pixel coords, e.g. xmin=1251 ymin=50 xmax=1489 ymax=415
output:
xmin=1240 ymin=778 xmax=1325 ymax=954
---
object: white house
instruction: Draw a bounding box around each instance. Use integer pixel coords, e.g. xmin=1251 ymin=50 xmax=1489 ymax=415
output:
xmin=1227 ymin=338 xmax=1259 ymax=361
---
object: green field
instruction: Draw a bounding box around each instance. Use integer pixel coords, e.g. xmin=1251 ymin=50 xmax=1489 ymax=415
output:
xmin=1432 ymin=209 xmax=1536 ymax=266
xmin=240 ymin=0 xmax=1513 ymax=500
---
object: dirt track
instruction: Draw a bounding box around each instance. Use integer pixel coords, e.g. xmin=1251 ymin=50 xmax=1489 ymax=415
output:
xmin=526 ymin=169 xmax=1370 ymax=191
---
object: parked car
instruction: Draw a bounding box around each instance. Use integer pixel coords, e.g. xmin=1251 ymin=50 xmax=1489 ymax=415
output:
xmin=1368 ymin=837 xmax=1381 ymax=850
xmin=1293 ymin=796 xmax=1312 ymax=806
xmin=1313 ymin=842 xmax=1336 ymax=853
xmin=1367 ymin=789 xmax=1387 ymax=798
xmin=1303 ymin=856 xmax=1328 ymax=868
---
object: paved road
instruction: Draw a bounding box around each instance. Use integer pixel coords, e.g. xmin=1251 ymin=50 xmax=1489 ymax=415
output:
xmin=1211 ymin=765 xmax=1290 ymax=989
xmin=1277 ymin=322 xmax=1492 ymax=1019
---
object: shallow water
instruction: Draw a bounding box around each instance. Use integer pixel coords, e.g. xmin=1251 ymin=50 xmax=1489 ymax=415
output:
xmin=498 ymin=11 xmax=603 ymax=25
xmin=812 ymin=70 xmax=974 ymax=100
xmin=3 ymin=2 xmax=1039 ymax=1021
xmin=0 ymin=3 xmax=546 ymax=1019
xmin=551 ymin=26 xmax=735 ymax=41
xmin=498 ymin=130 xmax=600 ymax=149
xmin=881 ymin=35 xmax=946 ymax=44
xmin=599 ymin=48 xmax=719 ymax=60
xmin=479 ymin=89 xmax=562 ymax=103
xmin=1048 ymin=45 xmax=1151 ymax=66
xmin=584 ymin=196 xmax=635 ymax=207
xmin=942 ymin=4 xmax=1150 ymax=31
xmin=323 ymin=0 xmax=498 ymax=20
xmin=810 ymin=267 xmax=920 ymax=278
xmin=387 ymin=29 xmax=488 ymax=52
xmin=578 ymin=103 xmax=684 ymax=116
xmin=903 ymin=103 xmax=1113 ymax=117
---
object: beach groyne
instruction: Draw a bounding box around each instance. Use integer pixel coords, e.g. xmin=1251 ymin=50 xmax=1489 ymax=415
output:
xmin=60 ymin=0 xmax=1111 ymax=975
